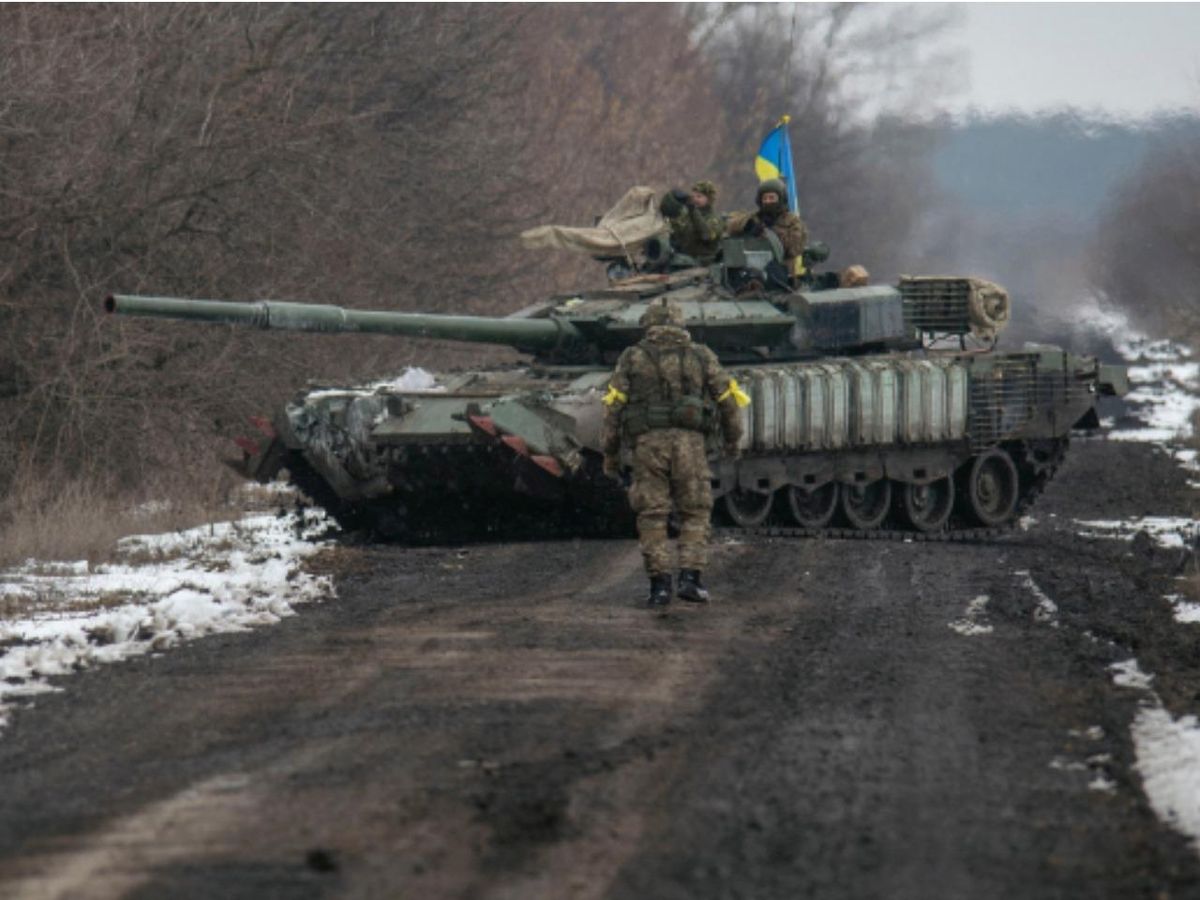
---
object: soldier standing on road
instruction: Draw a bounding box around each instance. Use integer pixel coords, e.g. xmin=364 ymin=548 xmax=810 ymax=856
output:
xmin=726 ymin=177 xmax=808 ymax=276
xmin=601 ymin=297 xmax=749 ymax=607
xmin=658 ymin=180 xmax=724 ymax=263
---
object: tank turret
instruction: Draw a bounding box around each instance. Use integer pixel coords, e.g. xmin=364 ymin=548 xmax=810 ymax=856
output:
xmin=105 ymin=262 xmax=1011 ymax=365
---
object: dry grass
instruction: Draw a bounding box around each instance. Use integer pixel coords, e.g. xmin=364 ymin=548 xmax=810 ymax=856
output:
xmin=302 ymin=545 xmax=370 ymax=579
xmin=0 ymin=466 xmax=254 ymax=570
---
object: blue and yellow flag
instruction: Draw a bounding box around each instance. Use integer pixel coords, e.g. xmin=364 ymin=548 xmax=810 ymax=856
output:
xmin=754 ymin=115 xmax=799 ymax=215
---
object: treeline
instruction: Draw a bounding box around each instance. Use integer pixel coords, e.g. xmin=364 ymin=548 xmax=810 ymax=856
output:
xmin=0 ymin=3 xmax=957 ymax=505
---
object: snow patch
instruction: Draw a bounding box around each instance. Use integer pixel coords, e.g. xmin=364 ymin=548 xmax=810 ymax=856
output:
xmin=1111 ymin=658 xmax=1155 ymax=691
xmin=1132 ymin=706 xmax=1200 ymax=853
xmin=1075 ymin=516 xmax=1197 ymax=550
xmin=1111 ymin=359 xmax=1200 ymax=444
xmin=1015 ymin=571 xmax=1059 ymax=627
xmin=948 ymin=594 xmax=993 ymax=636
xmin=1165 ymin=594 xmax=1200 ymax=625
xmin=1110 ymin=333 xmax=1200 ymax=446
xmin=302 ymin=366 xmax=444 ymax=401
xmin=0 ymin=507 xmax=335 ymax=733
xmin=1106 ymin=656 xmax=1200 ymax=853
xmin=376 ymin=366 xmax=443 ymax=392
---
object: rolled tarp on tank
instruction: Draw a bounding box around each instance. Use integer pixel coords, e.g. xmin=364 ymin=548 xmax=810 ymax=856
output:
xmin=519 ymin=186 xmax=667 ymax=257
xmin=966 ymin=278 xmax=1011 ymax=340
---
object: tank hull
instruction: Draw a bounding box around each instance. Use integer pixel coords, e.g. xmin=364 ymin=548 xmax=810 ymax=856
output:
xmin=245 ymin=345 xmax=1106 ymax=542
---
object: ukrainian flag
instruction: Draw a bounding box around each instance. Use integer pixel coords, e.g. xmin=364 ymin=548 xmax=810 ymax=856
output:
xmin=754 ymin=115 xmax=799 ymax=215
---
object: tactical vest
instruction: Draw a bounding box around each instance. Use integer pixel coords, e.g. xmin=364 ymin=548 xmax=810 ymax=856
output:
xmin=622 ymin=343 xmax=708 ymax=438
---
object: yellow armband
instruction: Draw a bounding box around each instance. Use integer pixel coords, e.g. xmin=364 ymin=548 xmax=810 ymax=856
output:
xmin=602 ymin=385 xmax=628 ymax=407
xmin=718 ymin=379 xmax=751 ymax=408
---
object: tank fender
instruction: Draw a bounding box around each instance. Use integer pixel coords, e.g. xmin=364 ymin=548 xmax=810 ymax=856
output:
xmin=783 ymin=458 xmax=837 ymax=491
xmin=833 ymin=453 xmax=886 ymax=485
xmin=1097 ymin=363 xmax=1130 ymax=397
xmin=733 ymin=457 xmax=789 ymax=494
xmin=881 ymin=448 xmax=960 ymax=485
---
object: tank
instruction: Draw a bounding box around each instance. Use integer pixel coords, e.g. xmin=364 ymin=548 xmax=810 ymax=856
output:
xmin=104 ymin=232 xmax=1129 ymax=542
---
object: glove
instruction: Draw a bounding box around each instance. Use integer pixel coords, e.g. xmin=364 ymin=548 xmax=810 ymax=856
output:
xmin=742 ymin=216 xmax=764 ymax=237
xmin=659 ymin=192 xmax=684 ymax=219
xmin=602 ymin=454 xmax=621 ymax=478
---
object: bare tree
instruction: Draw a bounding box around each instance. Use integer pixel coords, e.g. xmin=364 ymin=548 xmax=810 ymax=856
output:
xmin=0 ymin=4 xmax=726 ymax=498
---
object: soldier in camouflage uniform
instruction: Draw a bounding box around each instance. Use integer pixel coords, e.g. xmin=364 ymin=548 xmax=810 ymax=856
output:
xmin=602 ymin=297 xmax=749 ymax=607
xmin=726 ymin=178 xmax=808 ymax=277
xmin=658 ymin=180 xmax=724 ymax=262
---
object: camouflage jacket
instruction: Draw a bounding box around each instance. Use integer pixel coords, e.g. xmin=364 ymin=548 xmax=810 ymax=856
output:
xmin=602 ymin=326 xmax=744 ymax=456
xmin=726 ymin=209 xmax=808 ymax=267
xmin=668 ymin=205 xmax=723 ymax=260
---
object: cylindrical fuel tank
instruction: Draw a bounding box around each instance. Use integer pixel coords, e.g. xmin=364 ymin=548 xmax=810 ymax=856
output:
xmin=732 ymin=357 xmax=969 ymax=453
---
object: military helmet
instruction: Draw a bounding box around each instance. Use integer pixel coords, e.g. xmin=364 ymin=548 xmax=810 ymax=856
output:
xmin=639 ymin=297 xmax=685 ymax=328
xmin=691 ymin=179 xmax=717 ymax=201
xmin=839 ymin=264 xmax=870 ymax=288
xmin=756 ymin=177 xmax=789 ymax=207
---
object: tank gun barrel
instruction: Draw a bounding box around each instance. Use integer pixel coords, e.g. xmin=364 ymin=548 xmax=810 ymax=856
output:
xmin=103 ymin=294 xmax=584 ymax=352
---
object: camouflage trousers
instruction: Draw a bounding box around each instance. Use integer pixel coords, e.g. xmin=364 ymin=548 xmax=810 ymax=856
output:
xmin=627 ymin=429 xmax=713 ymax=576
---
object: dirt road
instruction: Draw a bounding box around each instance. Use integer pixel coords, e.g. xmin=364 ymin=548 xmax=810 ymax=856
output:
xmin=1 ymin=439 xmax=1198 ymax=899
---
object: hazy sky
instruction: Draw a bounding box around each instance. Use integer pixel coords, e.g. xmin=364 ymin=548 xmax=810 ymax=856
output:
xmin=951 ymin=3 xmax=1200 ymax=118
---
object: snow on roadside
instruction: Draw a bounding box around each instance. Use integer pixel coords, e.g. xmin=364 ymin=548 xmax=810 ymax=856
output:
xmin=1110 ymin=658 xmax=1200 ymax=854
xmin=1110 ymin=338 xmax=1199 ymax=445
xmin=0 ymin=507 xmax=334 ymax=733
xmin=1074 ymin=516 xmax=1198 ymax=551
xmin=1068 ymin=299 xmax=1198 ymax=449
xmin=1110 ymin=334 xmax=1199 ymax=445
xmin=1069 ymin=304 xmax=1199 ymax=624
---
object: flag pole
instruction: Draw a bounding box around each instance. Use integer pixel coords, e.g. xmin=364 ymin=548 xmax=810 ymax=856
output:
xmin=779 ymin=114 xmax=799 ymax=216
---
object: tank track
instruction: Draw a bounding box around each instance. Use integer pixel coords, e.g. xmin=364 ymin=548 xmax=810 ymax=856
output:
xmin=281 ymin=436 xmax=1068 ymax=547
xmin=713 ymin=523 xmax=1013 ymax=543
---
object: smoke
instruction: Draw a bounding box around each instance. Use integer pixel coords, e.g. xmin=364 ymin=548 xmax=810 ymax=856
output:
xmin=911 ymin=110 xmax=1200 ymax=355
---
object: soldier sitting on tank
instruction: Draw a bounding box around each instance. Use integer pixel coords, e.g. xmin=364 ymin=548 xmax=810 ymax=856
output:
xmin=658 ymin=180 xmax=724 ymax=264
xmin=726 ymin=178 xmax=808 ymax=280
xmin=602 ymin=297 xmax=748 ymax=608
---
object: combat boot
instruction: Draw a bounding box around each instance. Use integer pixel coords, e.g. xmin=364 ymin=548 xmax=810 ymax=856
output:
xmin=646 ymin=574 xmax=672 ymax=607
xmin=677 ymin=569 xmax=709 ymax=603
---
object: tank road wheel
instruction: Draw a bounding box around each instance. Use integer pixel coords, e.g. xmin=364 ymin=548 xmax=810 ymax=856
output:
xmin=723 ymin=488 xmax=774 ymax=527
xmin=899 ymin=477 xmax=955 ymax=533
xmin=785 ymin=483 xmax=839 ymax=528
xmin=963 ymin=449 xmax=1020 ymax=526
xmin=840 ymin=480 xmax=892 ymax=530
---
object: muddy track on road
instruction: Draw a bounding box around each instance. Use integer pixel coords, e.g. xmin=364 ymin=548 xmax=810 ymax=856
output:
xmin=0 ymin=440 xmax=1198 ymax=899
